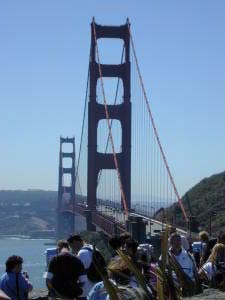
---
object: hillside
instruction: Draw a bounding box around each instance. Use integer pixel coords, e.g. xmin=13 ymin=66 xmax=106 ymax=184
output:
xmin=168 ymin=171 xmax=225 ymax=234
xmin=0 ymin=190 xmax=57 ymax=237
xmin=2 ymin=171 xmax=225 ymax=237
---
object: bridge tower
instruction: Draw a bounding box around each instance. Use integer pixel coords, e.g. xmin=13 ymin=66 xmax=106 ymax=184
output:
xmin=57 ymin=137 xmax=76 ymax=239
xmin=87 ymin=20 xmax=131 ymax=229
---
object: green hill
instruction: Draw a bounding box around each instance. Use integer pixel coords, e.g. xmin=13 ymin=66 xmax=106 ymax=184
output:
xmin=168 ymin=171 xmax=225 ymax=234
xmin=2 ymin=171 xmax=225 ymax=237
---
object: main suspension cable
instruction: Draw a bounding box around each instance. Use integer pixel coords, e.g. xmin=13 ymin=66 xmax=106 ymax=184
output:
xmin=75 ymin=48 xmax=91 ymax=197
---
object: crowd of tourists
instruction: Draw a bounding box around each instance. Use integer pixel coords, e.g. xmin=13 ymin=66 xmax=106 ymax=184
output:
xmin=0 ymin=228 xmax=225 ymax=299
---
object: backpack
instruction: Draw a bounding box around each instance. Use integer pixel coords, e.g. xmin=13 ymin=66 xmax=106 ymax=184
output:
xmin=82 ymin=246 xmax=107 ymax=282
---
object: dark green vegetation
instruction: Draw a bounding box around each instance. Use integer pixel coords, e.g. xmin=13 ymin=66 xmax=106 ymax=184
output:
xmin=0 ymin=190 xmax=57 ymax=237
xmin=168 ymin=171 xmax=225 ymax=234
xmin=80 ymin=231 xmax=113 ymax=263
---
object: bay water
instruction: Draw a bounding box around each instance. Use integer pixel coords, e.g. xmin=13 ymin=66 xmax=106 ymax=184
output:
xmin=0 ymin=238 xmax=55 ymax=289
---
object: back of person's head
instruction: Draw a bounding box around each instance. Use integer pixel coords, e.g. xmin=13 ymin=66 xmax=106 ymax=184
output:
xmin=109 ymin=236 xmax=122 ymax=250
xmin=67 ymin=234 xmax=83 ymax=244
xmin=6 ymin=255 xmax=23 ymax=272
xmin=119 ymin=232 xmax=131 ymax=247
xmin=108 ymin=256 xmax=132 ymax=285
xmin=208 ymin=243 xmax=225 ymax=264
xmin=125 ymin=238 xmax=139 ymax=254
xmin=169 ymin=226 xmax=177 ymax=235
xmin=199 ymin=231 xmax=209 ymax=243
xmin=57 ymin=239 xmax=70 ymax=253
xmin=218 ymin=232 xmax=225 ymax=244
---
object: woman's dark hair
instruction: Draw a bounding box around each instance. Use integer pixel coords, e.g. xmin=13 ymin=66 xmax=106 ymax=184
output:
xmin=6 ymin=255 xmax=23 ymax=272
xmin=119 ymin=232 xmax=131 ymax=247
xmin=109 ymin=236 xmax=122 ymax=250
xmin=125 ymin=238 xmax=139 ymax=254
xmin=67 ymin=234 xmax=83 ymax=244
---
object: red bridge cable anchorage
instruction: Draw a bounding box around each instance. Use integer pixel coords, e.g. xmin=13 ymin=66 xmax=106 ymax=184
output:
xmin=128 ymin=24 xmax=188 ymax=223
xmin=93 ymin=22 xmax=129 ymax=218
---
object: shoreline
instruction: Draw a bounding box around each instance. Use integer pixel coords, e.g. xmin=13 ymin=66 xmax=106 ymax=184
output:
xmin=0 ymin=235 xmax=55 ymax=240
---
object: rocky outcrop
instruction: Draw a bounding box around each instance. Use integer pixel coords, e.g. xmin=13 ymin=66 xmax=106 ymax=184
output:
xmin=185 ymin=289 xmax=225 ymax=299
xmin=29 ymin=290 xmax=48 ymax=300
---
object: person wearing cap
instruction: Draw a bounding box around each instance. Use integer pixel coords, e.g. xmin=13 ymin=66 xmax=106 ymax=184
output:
xmin=67 ymin=234 xmax=96 ymax=298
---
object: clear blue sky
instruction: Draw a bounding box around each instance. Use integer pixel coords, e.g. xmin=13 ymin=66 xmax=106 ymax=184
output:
xmin=0 ymin=1 xmax=225 ymax=196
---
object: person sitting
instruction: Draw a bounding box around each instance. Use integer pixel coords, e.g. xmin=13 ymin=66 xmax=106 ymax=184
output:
xmin=198 ymin=243 xmax=225 ymax=290
xmin=0 ymin=255 xmax=33 ymax=300
xmin=192 ymin=231 xmax=208 ymax=268
xmin=44 ymin=239 xmax=85 ymax=299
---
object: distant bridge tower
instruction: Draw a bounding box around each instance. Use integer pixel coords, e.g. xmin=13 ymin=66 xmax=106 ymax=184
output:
xmin=57 ymin=137 xmax=76 ymax=239
xmin=87 ymin=20 xmax=131 ymax=229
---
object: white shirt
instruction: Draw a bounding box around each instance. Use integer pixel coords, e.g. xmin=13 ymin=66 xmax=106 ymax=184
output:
xmin=168 ymin=235 xmax=190 ymax=251
xmin=202 ymin=261 xmax=216 ymax=281
xmin=172 ymin=249 xmax=195 ymax=280
xmin=78 ymin=244 xmax=95 ymax=297
xmin=181 ymin=235 xmax=190 ymax=251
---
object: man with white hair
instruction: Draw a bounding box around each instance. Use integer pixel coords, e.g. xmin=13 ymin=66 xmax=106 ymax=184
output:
xmin=169 ymin=226 xmax=190 ymax=251
xmin=169 ymin=233 xmax=196 ymax=280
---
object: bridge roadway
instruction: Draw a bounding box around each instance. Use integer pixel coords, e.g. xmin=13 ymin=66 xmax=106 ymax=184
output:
xmin=96 ymin=205 xmax=187 ymax=237
xmin=74 ymin=203 xmax=188 ymax=238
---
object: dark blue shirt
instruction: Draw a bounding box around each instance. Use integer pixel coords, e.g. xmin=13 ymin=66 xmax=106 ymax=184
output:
xmin=0 ymin=272 xmax=32 ymax=300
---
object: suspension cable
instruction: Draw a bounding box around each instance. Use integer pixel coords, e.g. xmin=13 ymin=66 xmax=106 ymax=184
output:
xmin=128 ymin=25 xmax=188 ymax=222
xmin=93 ymin=22 xmax=129 ymax=217
xmin=75 ymin=49 xmax=91 ymax=197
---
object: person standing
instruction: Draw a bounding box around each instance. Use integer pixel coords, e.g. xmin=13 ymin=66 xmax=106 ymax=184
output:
xmin=0 ymin=255 xmax=33 ymax=300
xmin=44 ymin=240 xmax=85 ymax=299
xmin=199 ymin=243 xmax=225 ymax=289
xmin=169 ymin=226 xmax=190 ymax=252
xmin=168 ymin=233 xmax=196 ymax=279
xmin=67 ymin=234 xmax=106 ymax=298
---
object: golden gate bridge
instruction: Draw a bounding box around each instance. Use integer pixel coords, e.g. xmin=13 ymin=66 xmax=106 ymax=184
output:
xmin=57 ymin=19 xmax=189 ymax=242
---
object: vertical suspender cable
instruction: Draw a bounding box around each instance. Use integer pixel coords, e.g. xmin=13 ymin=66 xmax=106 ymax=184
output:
xmin=128 ymin=25 xmax=188 ymax=223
